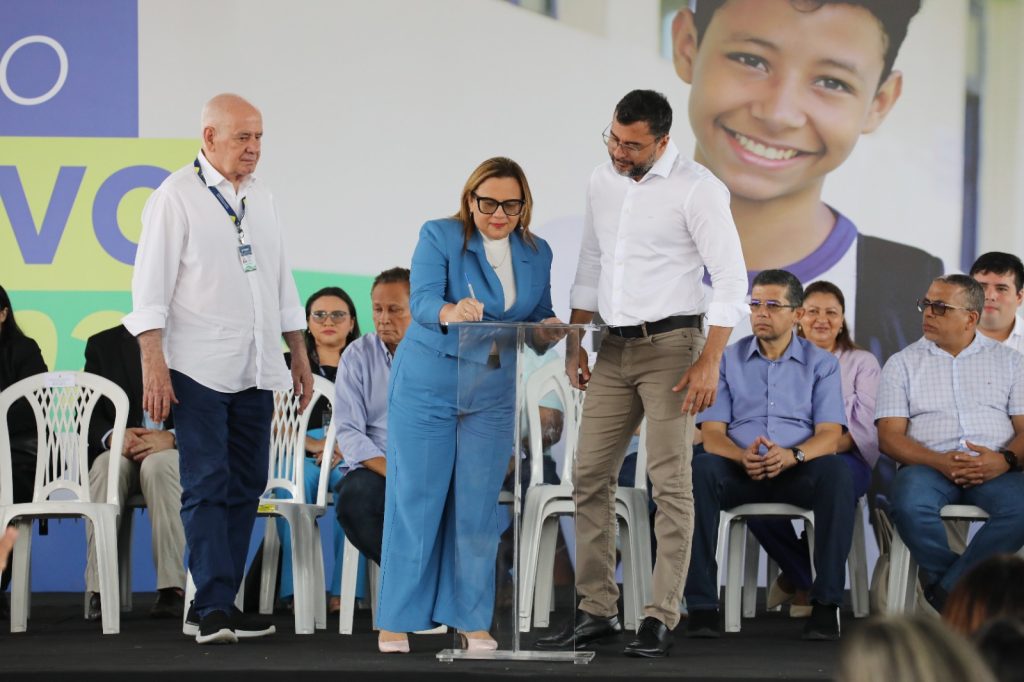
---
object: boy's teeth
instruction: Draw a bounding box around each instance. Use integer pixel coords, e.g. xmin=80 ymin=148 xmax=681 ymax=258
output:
xmin=733 ymin=132 xmax=798 ymax=160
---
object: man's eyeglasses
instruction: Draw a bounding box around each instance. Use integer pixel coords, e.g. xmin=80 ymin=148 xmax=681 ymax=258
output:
xmin=917 ymin=299 xmax=970 ymax=316
xmin=472 ymin=193 xmax=525 ymax=216
xmin=602 ymin=125 xmax=660 ymax=155
xmin=310 ymin=310 xmax=350 ymax=323
xmin=748 ymin=299 xmax=798 ymax=313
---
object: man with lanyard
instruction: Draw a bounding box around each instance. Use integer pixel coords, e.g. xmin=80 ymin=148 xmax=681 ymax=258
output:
xmin=124 ymin=93 xmax=312 ymax=645
xmin=536 ymin=89 xmax=747 ymax=658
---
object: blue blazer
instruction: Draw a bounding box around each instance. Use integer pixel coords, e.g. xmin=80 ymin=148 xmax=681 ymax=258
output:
xmin=404 ymin=218 xmax=555 ymax=358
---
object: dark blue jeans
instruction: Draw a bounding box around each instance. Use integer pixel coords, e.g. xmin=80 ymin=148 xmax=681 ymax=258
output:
xmin=889 ymin=465 xmax=1024 ymax=594
xmin=335 ymin=467 xmax=385 ymax=566
xmin=684 ymin=451 xmax=855 ymax=610
xmin=746 ymin=452 xmax=871 ymax=591
xmin=170 ymin=370 xmax=272 ymax=618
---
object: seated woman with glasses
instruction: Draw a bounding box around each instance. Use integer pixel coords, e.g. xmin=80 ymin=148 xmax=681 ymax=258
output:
xmin=376 ymin=157 xmax=561 ymax=653
xmin=276 ymin=286 xmax=361 ymax=614
xmin=748 ymin=281 xmax=880 ymax=618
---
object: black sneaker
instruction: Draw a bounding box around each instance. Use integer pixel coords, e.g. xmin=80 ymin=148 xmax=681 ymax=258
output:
xmin=230 ymin=606 xmax=275 ymax=638
xmin=685 ymin=608 xmax=721 ymax=638
xmin=150 ymin=588 xmax=185 ymax=619
xmin=802 ymin=603 xmax=840 ymax=641
xmin=196 ymin=610 xmax=237 ymax=645
xmin=183 ymin=602 xmax=199 ymax=637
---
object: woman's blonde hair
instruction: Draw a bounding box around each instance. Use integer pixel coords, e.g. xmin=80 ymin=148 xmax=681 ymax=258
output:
xmin=836 ymin=616 xmax=994 ymax=682
xmin=453 ymin=157 xmax=536 ymax=252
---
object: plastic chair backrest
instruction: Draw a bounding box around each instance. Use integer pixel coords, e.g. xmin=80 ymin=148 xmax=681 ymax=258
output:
xmin=523 ymin=359 xmax=581 ymax=488
xmin=0 ymin=371 xmax=129 ymax=506
xmin=264 ymin=374 xmax=335 ymax=506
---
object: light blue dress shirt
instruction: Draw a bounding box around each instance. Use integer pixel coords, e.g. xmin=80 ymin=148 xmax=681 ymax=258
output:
xmin=334 ymin=332 xmax=393 ymax=470
xmin=698 ymin=334 xmax=847 ymax=449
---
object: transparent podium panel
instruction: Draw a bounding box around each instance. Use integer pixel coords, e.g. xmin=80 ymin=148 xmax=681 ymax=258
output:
xmin=435 ymin=322 xmax=598 ymax=664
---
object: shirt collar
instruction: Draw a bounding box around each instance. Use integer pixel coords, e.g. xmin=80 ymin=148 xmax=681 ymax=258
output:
xmin=742 ymin=332 xmax=807 ymax=364
xmin=923 ymin=331 xmax=995 ymax=358
xmin=197 ymin=149 xmax=254 ymax=193
xmin=644 ymin=139 xmax=678 ymax=181
xmin=1011 ymin=314 xmax=1024 ymax=341
xmin=371 ymin=332 xmax=394 ymax=365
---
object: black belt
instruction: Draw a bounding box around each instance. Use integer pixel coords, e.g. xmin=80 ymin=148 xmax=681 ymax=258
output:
xmin=608 ymin=315 xmax=703 ymax=339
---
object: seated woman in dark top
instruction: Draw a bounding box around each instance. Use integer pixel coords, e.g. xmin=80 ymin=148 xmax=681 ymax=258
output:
xmin=277 ymin=286 xmax=360 ymax=614
xmin=0 ymin=284 xmax=48 ymax=596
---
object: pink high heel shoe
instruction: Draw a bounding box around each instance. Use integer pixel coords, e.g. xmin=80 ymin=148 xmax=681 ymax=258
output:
xmin=378 ymin=633 xmax=410 ymax=654
xmin=458 ymin=632 xmax=498 ymax=651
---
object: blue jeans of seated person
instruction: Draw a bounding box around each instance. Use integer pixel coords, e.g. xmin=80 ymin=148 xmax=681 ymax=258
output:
xmin=888 ymin=465 xmax=1024 ymax=595
xmin=170 ymin=370 xmax=272 ymax=618
xmin=746 ymin=452 xmax=871 ymax=592
xmin=275 ymin=458 xmax=351 ymax=600
xmin=684 ymin=450 xmax=855 ymax=611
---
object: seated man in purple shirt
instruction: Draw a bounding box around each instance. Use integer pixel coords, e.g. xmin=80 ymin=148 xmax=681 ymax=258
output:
xmin=684 ymin=270 xmax=851 ymax=641
xmin=334 ymin=267 xmax=411 ymax=565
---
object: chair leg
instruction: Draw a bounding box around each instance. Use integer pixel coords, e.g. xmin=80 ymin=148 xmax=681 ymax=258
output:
xmin=183 ymin=570 xmax=196 ymax=635
xmin=724 ymin=519 xmax=746 ymax=633
xmin=118 ymin=509 xmax=135 ymax=613
xmin=10 ymin=520 xmax=32 ymax=633
xmin=886 ymin=530 xmax=915 ymax=614
xmin=516 ymin=499 xmax=548 ymax=633
xmin=313 ymin=522 xmax=327 ymax=630
xmin=289 ymin=515 xmax=317 ymax=635
xmin=259 ymin=518 xmax=280 ymax=615
xmin=742 ymin=530 xmax=759 ymax=619
xmin=849 ymin=501 xmax=870 ymax=617
xmin=338 ymin=534 xmax=361 ymax=634
xmin=533 ymin=516 xmax=559 ymax=629
xmin=93 ymin=511 xmax=122 ymax=634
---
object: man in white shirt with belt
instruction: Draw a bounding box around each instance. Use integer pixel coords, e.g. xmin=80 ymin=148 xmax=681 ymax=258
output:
xmin=124 ymin=93 xmax=312 ymax=645
xmin=536 ymin=89 xmax=748 ymax=658
xmin=970 ymin=252 xmax=1024 ymax=355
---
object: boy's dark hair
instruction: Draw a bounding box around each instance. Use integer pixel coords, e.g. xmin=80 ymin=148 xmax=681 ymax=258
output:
xmin=935 ymin=274 xmax=985 ymax=315
xmin=692 ymin=0 xmax=922 ymax=85
xmin=969 ymin=251 xmax=1024 ymax=293
xmin=752 ymin=269 xmax=804 ymax=307
xmin=614 ymin=90 xmax=673 ymax=139
xmin=372 ymin=267 xmax=411 ymax=291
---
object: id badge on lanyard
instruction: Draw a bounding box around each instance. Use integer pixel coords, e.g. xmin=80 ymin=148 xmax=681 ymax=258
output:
xmin=194 ymin=157 xmax=257 ymax=273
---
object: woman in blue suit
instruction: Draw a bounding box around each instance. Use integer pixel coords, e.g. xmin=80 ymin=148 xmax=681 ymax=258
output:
xmin=377 ymin=157 xmax=559 ymax=653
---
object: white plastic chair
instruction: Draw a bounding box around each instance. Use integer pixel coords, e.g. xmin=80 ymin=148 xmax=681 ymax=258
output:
xmin=885 ymin=504 xmax=990 ymax=614
xmin=182 ymin=375 xmax=336 ymax=634
xmin=516 ymin=360 xmax=653 ymax=633
xmin=715 ymin=497 xmax=870 ymax=632
xmin=0 ymin=371 xmax=129 ymax=634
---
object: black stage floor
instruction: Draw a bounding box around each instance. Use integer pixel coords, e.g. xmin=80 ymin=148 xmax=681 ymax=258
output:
xmin=2 ymin=593 xmax=845 ymax=681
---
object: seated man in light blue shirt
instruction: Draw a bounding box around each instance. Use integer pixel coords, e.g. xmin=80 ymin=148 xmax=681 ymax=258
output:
xmin=877 ymin=274 xmax=1024 ymax=612
xmin=684 ymin=270 xmax=851 ymax=641
xmin=334 ymin=267 xmax=411 ymax=565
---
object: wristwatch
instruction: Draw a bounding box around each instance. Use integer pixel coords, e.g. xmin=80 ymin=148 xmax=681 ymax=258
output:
xmin=792 ymin=447 xmax=806 ymax=465
xmin=1000 ymin=448 xmax=1021 ymax=472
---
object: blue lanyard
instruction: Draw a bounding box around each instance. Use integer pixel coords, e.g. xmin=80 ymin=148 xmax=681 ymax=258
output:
xmin=194 ymin=158 xmax=247 ymax=243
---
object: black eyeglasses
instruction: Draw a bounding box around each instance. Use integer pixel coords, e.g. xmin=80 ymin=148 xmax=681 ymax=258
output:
xmin=472 ymin=193 xmax=525 ymax=216
xmin=310 ymin=310 xmax=350 ymax=323
xmin=748 ymin=299 xmax=798 ymax=313
xmin=917 ymin=298 xmax=970 ymax=316
xmin=602 ymin=125 xmax=661 ymax=155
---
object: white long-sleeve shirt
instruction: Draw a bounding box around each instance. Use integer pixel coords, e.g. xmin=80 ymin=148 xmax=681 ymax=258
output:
xmin=123 ymin=151 xmax=305 ymax=393
xmin=570 ymin=141 xmax=748 ymax=328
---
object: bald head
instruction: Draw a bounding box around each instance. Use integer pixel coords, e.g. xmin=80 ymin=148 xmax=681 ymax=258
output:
xmin=200 ymin=93 xmax=263 ymax=189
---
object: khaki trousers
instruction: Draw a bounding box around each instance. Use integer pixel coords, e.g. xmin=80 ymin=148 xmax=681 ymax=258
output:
xmin=574 ymin=327 xmax=703 ymax=629
xmin=85 ymin=448 xmax=186 ymax=592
